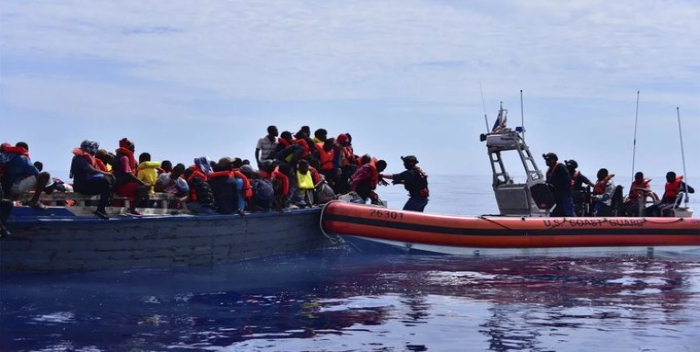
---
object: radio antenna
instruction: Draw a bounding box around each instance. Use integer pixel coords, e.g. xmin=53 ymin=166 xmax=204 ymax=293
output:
xmin=520 ymin=90 xmax=525 ymax=140
xmin=676 ymin=107 xmax=689 ymax=206
xmin=631 ymin=91 xmax=640 ymax=182
xmin=479 ymin=80 xmax=489 ymax=133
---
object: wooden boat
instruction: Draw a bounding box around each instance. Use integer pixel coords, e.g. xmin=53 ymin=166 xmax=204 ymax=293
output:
xmin=1 ymin=194 xmax=327 ymax=272
xmin=321 ymin=201 xmax=700 ymax=256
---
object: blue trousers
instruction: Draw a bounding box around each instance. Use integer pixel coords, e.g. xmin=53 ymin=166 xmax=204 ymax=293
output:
xmin=403 ymin=197 xmax=428 ymax=212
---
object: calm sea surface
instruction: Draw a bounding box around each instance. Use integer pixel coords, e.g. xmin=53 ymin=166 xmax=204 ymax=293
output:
xmin=1 ymin=175 xmax=699 ymax=352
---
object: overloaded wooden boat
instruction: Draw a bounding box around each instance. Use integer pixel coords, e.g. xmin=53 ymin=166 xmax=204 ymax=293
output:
xmin=1 ymin=194 xmax=327 ymax=272
xmin=321 ymin=105 xmax=699 ymax=256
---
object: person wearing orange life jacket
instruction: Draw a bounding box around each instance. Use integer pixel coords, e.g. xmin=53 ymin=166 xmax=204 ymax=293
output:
xmin=0 ymin=141 xmax=53 ymax=210
xmin=271 ymin=163 xmax=293 ymax=209
xmin=381 ymin=155 xmax=429 ymax=212
xmin=351 ymin=155 xmax=388 ymax=203
xmin=112 ymin=138 xmax=150 ymax=215
xmin=624 ymin=172 xmax=653 ymax=217
xmin=333 ymin=134 xmax=358 ymax=194
xmin=183 ymin=166 xmax=216 ymax=215
xmin=208 ymin=158 xmax=244 ymax=216
xmin=274 ymin=131 xmax=304 ymax=166
xmin=315 ymin=138 xmax=338 ymax=188
xmin=591 ymin=168 xmax=616 ymax=217
xmin=543 ymin=153 xmax=575 ymax=217
xmin=70 ymin=140 xmax=114 ymax=220
xmin=645 ymin=171 xmax=695 ymax=217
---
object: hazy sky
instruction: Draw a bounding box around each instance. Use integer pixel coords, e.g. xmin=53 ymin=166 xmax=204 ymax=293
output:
xmin=2 ymin=0 xmax=698 ymax=184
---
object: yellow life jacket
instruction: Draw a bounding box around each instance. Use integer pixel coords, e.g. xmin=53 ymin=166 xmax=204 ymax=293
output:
xmin=297 ymin=170 xmax=314 ymax=190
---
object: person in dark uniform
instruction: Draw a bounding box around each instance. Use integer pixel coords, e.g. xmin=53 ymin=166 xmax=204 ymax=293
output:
xmin=543 ymin=152 xmax=575 ymax=217
xmin=381 ymin=155 xmax=429 ymax=212
xmin=565 ymin=159 xmax=594 ymax=216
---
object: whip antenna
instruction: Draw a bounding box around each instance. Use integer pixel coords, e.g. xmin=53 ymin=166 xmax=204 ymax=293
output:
xmin=479 ymin=80 xmax=489 ymax=133
xmin=631 ymin=91 xmax=640 ymax=182
xmin=520 ymin=90 xmax=525 ymax=140
xmin=676 ymin=107 xmax=689 ymax=206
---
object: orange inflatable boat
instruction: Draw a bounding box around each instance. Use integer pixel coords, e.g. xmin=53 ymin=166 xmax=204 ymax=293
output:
xmin=321 ymin=201 xmax=700 ymax=256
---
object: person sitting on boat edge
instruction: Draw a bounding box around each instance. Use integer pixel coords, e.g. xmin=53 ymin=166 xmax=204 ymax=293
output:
xmin=543 ymin=152 xmax=575 ymax=217
xmin=591 ymin=168 xmax=616 ymax=217
xmin=183 ymin=167 xmax=217 ymax=215
xmin=70 ymin=140 xmax=115 ymax=220
xmin=350 ymin=155 xmax=387 ymax=204
xmin=381 ymin=155 xmax=429 ymax=212
xmin=255 ymin=125 xmax=279 ymax=168
xmin=95 ymin=149 xmax=114 ymax=172
xmin=113 ymin=138 xmax=150 ymax=216
xmin=0 ymin=142 xmax=52 ymax=209
xmin=645 ymin=171 xmax=695 ymax=217
xmin=137 ymin=152 xmax=161 ymax=194
xmin=565 ymin=159 xmax=594 ymax=216
xmin=624 ymin=172 xmax=654 ymax=217
xmin=208 ymin=158 xmax=244 ymax=216
xmin=155 ymin=163 xmax=189 ymax=196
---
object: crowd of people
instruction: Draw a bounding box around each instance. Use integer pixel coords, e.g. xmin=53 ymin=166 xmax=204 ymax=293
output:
xmin=0 ymin=125 xmax=431 ymax=235
xmin=543 ymin=152 xmax=695 ymax=217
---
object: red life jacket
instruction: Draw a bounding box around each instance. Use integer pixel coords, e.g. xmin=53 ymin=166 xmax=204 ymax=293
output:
xmin=309 ymin=166 xmax=321 ymax=185
xmin=115 ymin=147 xmax=137 ymax=175
xmin=315 ymin=143 xmax=335 ymax=171
xmin=593 ymin=174 xmax=615 ymax=195
xmin=663 ymin=176 xmax=684 ymax=201
xmin=208 ymin=170 xmax=232 ymax=179
xmin=278 ymin=138 xmax=292 ymax=148
xmin=233 ymin=169 xmax=253 ymax=199
xmin=187 ymin=165 xmax=208 ymax=181
xmin=73 ymin=148 xmax=96 ymax=168
xmin=294 ymin=138 xmax=311 ymax=158
xmin=368 ymin=158 xmax=379 ymax=190
xmin=259 ymin=170 xmax=271 ymax=180
xmin=271 ymin=168 xmax=290 ymax=196
xmin=628 ymin=179 xmax=651 ymax=201
xmin=1 ymin=145 xmax=30 ymax=159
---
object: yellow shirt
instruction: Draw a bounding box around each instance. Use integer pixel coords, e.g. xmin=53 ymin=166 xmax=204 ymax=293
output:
xmin=137 ymin=161 xmax=161 ymax=193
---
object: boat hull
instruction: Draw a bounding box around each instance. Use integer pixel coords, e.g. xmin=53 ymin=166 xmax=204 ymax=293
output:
xmin=2 ymin=207 xmax=328 ymax=272
xmin=321 ymin=201 xmax=700 ymax=255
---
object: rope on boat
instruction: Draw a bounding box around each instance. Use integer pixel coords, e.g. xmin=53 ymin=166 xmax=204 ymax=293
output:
xmin=319 ymin=201 xmax=343 ymax=245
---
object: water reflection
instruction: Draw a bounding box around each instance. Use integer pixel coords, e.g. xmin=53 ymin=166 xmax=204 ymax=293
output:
xmin=2 ymin=253 xmax=699 ymax=351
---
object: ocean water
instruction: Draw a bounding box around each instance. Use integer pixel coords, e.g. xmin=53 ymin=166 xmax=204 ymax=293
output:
xmin=1 ymin=175 xmax=699 ymax=352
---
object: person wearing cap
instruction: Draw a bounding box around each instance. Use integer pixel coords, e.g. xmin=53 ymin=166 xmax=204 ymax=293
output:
xmin=381 ymin=155 xmax=429 ymax=212
xmin=70 ymin=140 xmax=115 ymax=219
xmin=565 ymin=159 xmax=594 ymax=216
xmin=543 ymin=152 xmax=575 ymax=217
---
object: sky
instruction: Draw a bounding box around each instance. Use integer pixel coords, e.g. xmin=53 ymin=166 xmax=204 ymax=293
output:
xmin=1 ymin=0 xmax=699 ymax=184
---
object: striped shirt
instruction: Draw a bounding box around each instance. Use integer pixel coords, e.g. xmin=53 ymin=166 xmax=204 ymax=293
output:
xmin=256 ymin=136 xmax=278 ymax=160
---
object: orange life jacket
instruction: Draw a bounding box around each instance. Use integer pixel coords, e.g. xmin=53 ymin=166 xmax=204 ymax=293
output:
xmin=187 ymin=165 xmax=208 ymax=181
xmin=593 ymin=174 xmax=615 ymax=195
xmin=339 ymin=146 xmax=355 ymax=167
xmin=259 ymin=170 xmax=271 ymax=179
xmin=663 ymin=176 xmax=684 ymax=201
xmin=233 ymin=169 xmax=253 ymax=199
xmin=569 ymin=170 xmax=580 ymax=188
xmin=294 ymin=138 xmax=311 ymax=158
xmin=368 ymin=158 xmax=379 ymax=190
xmin=115 ymin=147 xmax=137 ymax=175
xmin=271 ymin=168 xmax=290 ymax=196
xmin=309 ymin=166 xmax=321 ymax=185
xmin=315 ymin=143 xmax=335 ymax=171
xmin=278 ymin=138 xmax=292 ymax=148
xmin=628 ymin=179 xmax=651 ymax=201
xmin=1 ymin=145 xmax=30 ymax=159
